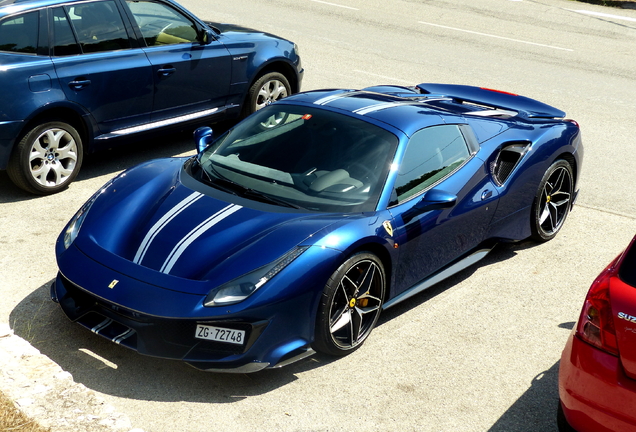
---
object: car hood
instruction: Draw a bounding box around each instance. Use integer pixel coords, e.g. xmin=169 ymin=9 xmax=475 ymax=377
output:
xmin=74 ymin=158 xmax=349 ymax=291
xmin=205 ymin=21 xmax=283 ymax=41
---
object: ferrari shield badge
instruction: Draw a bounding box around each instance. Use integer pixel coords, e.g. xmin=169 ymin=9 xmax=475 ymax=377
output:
xmin=382 ymin=220 xmax=393 ymax=237
xmin=108 ymin=280 xmax=119 ymax=289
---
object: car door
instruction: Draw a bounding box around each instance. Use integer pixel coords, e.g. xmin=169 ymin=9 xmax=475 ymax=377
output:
xmin=387 ymin=124 xmax=499 ymax=296
xmin=50 ymin=1 xmax=154 ymax=135
xmin=123 ymin=0 xmax=232 ymax=122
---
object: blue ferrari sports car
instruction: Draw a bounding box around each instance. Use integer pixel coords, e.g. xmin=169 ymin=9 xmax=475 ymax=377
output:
xmin=52 ymin=83 xmax=583 ymax=372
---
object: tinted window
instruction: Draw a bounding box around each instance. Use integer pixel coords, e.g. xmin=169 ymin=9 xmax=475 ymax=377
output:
xmin=620 ymin=241 xmax=636 ymax=287
xmin=0 ymin=12 xmax=38 ymax=54
xmin=197 ymin=106 xmax=398 ymax=213
xmin=52 ymin=7 xmax=81 ymax=56
xmin=126 ymin=0 xmax=198 ymax=46
xmin=393 ymin=125 xmax=470 ymax=204
xmin=66 ymin=1 xmax=131 ymax=53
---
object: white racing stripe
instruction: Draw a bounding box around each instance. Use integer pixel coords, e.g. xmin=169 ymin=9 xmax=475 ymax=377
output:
xmin=133 ymin=192 xmax=203 ymax=265
xmin=160 ymin=204 xmax=242 ymax=274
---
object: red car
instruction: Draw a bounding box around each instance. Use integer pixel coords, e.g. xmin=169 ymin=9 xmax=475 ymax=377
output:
xmin=559 ymin=234 xmax=636 ymax=431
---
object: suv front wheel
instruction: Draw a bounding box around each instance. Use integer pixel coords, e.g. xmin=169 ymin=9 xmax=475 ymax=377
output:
xmin=8 ymin=121 xmax=83 ymax=195
xmin=243 ymin=72 xmax=291 ymax=117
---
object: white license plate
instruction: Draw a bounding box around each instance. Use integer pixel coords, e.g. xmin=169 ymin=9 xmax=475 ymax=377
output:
xmin=195 ymin=325 xmax=245 ymax=345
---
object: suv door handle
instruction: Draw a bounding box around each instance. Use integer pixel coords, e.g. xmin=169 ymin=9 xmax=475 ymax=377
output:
xmin=68 ymin=79 xmax=91 ymax=90
xmin=158 ymin=66 xmax=176 ymax=77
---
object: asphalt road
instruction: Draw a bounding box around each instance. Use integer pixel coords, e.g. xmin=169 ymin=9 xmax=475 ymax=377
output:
xmin=1 ymin=0 xmax=636 ymax=431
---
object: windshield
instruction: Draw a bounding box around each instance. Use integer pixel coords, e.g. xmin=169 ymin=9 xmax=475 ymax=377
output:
xmin=198 ymin=105 xmax=399 ymax=212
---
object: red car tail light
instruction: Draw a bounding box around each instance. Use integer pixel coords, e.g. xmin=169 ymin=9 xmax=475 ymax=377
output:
xmin=576 ymin=258 xmax=620 ymax=356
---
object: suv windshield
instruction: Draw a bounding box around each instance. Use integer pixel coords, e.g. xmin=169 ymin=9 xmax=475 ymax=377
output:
xmin=198 ymin=105 xmax=398 ymax=213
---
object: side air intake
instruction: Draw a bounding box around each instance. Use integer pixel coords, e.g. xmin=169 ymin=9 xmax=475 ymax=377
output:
xmin=491 ymin=143 xmax=530 ymax=185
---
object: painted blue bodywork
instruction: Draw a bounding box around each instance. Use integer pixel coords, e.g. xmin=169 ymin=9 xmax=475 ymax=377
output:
xmin=0 ymin=0 xmax=302 ymax=170
xmin=52 ymin=84 xmax=583 ymax=371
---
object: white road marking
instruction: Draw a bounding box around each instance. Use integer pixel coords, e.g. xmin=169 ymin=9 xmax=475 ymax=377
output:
xmin=353 ymin=70 xmax=412 ymax=84
xmin=567 ymin=9 xmax=636 ymax=23
xmin=309 ymin=0 xmax=358 ymax=10
xmin=418 ymin=21 xmax=574 ymax=52
xmin=79 ymin=348 xmax=118 ymax=370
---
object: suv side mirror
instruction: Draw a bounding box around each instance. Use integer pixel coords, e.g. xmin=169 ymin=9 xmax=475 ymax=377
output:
xmin=200 ymin=29 xmax=215 ymax=45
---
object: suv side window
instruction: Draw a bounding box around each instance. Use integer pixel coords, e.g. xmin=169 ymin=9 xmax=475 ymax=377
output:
xmin=0 ymin=12 xmax=39 ymax=54
xmin=52 ymin=7 xmax=81 ymax=56
xmin=65 ymin=1 xmax=131 ymax=53
xmin=393 ymin=125 xmax=471 ymax=205
xmin=126 ymin=0 xmax=198 ymax=46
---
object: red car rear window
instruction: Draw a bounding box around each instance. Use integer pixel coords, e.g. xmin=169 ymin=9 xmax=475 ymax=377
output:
xmin=619 ymin=242 xmax=636 ymax=287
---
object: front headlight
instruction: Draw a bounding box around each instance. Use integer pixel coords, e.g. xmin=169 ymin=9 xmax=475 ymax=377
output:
xmin=62 ymin=180 xmax=113 ymax=249
xmin=204 ymin=246 xmax=309 ymax=307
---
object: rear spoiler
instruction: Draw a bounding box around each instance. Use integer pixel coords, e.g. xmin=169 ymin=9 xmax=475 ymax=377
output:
xmin=416 ymin=83 xmax=565 ymax=119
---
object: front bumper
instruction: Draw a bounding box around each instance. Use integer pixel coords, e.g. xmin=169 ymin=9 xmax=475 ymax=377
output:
xmin=51 ymin=241 xmax=335 ymax=372
xmin=52 ymin=273 xmax=265 ymax=371
xmin=51 ymin=272 xmax=316 ymax=372
xmin=558 ymin=332 xmax=636 ymax=432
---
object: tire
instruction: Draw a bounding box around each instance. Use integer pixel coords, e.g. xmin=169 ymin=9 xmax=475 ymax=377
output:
xmin=313 ymin=252 xmax=385 ymax=356
xmin=7 ymin=121 xmax=83 ymax=195
xmin=530 ymin=159 xmax=573 ymax=242
xmin=242 ymin=72 xmax=291 ymax=117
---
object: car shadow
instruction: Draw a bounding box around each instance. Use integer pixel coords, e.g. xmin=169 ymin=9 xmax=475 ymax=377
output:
xmin=488 ymin=321 xmax=574 ymax=432
xmin=487 ymin=361 xmax=561 ymax=431
xmin=0 ymin=121 xmax=234 ymax=205
xmin=378 ymin=241 xmax=526 ymax=322
xmin=9 ymin=241 xmax=535 ymax=403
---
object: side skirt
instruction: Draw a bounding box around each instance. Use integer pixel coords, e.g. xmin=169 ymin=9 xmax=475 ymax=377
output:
xmin=382 ymin=247 xmax=494 ymax=310
xmin=94 ymin=104 xmax=238 ymax=140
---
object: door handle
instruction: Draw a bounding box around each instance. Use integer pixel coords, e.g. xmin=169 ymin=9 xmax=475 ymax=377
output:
xmin=158 ymin=66 xmax=176 ymax=77
xmin=481 ymin=189 xmax=493 ymax=201
xmin=68 ymin=79 xmax=91 ymax=90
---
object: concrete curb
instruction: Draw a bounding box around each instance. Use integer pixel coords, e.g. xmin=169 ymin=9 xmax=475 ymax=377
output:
xmin=0 ymin=324 xmax=143 ymax=432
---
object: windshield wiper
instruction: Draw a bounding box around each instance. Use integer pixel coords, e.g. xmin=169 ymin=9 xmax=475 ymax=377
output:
xmin=198 ymin=162 xmax=239 ymax=195
xmin=242 ymin=188 xmax=303 ymax=209
xmin=201 ymin=160 xmax=302 ymax=209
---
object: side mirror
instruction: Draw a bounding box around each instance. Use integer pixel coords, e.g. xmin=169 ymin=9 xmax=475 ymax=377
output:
xmin=415 ymin=188 xmax=457 ymax=211
xmin=200 ymin=29 xmax=215 ymax=45
xmin=402 ymin=189 xmax=457 ymax=223
xmin=194 ymin=126 xmax=214 ymax=153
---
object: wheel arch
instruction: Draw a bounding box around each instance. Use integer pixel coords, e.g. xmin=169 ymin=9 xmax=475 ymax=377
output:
xmin=556 ymin=152 xmax=577 ymax=194
xmin=345 ymin=241 xmax=394 ymax=304
xmin=250 ymin=60 xmax=300 ymax=94
xmin=15 ymin=106 xmax=90 ymax=156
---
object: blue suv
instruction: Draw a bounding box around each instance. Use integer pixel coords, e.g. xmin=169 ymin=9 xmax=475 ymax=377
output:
xmin=0 ymin=0 xmax=302 ymax=194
